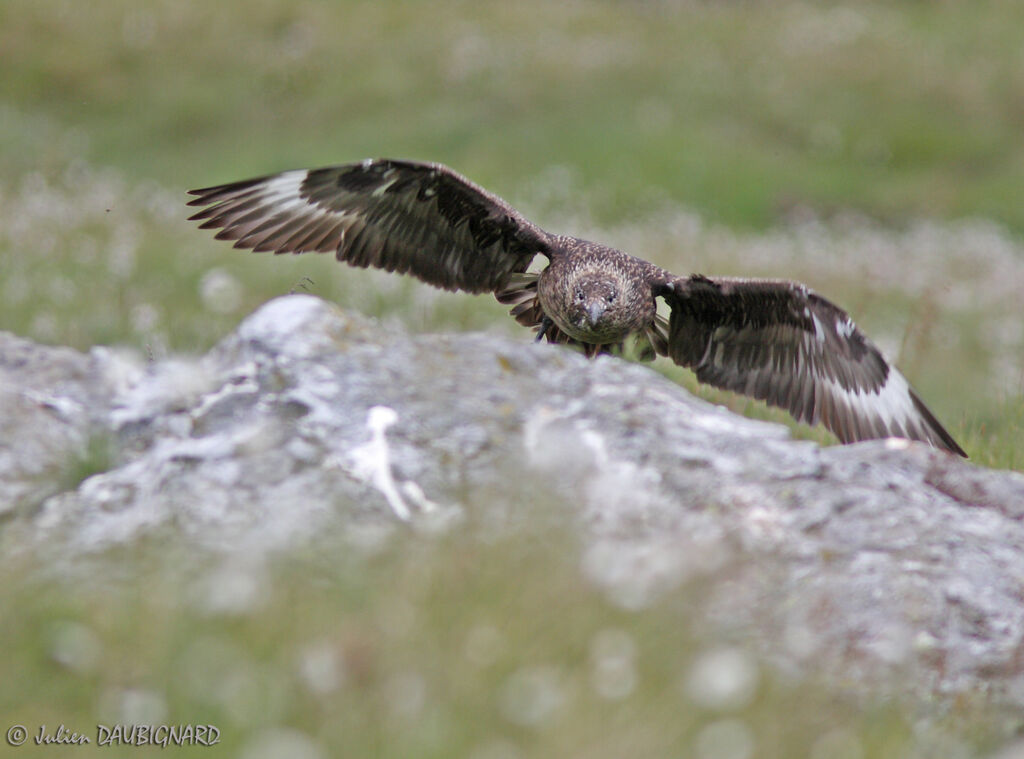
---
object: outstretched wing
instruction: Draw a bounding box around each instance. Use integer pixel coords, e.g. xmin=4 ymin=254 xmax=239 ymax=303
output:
xmin=657 ymin=275 xmax=966 ymax=456
xmin=187 ymin=159 xmax=553 ymax=293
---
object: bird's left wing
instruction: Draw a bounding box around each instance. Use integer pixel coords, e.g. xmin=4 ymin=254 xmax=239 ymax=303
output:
xmin=188 ymin=159 xmax=552 ymax=293
xmin=656 ymin=274 xmax=965 ymax=455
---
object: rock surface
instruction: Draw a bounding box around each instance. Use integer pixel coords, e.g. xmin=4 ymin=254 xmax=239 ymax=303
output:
xmin=3 ymin=295 xmax=1024 ymax=707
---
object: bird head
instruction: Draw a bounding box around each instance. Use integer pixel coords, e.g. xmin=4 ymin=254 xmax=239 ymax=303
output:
xmin=571 ymin=277 xmax=622 ymax=331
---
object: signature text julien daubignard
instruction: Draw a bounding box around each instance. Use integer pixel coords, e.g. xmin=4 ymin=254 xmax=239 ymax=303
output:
xmin=33 ymin=723 xmax=220 ymax=747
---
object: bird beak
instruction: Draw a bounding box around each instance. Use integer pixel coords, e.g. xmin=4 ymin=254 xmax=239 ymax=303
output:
xmin=586 ymin=301 xmax=606 ymax=325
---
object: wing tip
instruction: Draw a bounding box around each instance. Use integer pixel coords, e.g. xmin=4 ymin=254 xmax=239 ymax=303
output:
xmin=185 ymin=175 xmax=275 ymax=205
xmin=908 ymin=389 xmax=967 ymax=457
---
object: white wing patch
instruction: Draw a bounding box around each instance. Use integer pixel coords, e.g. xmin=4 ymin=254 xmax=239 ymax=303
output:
xmin=810 ymin=312 xmax=827 ymax=343
xmin=819 ymin=364 xmax=922 ymax=441
xmin=260 ymin=170 xmax=329 ymax=216
xmin=260 ymin=170 xmax=307 ymax=205
xmin=835 ymin=317 xmax=855 ymax=339
xmin=231 ymin=170 xmax=357 ymax=251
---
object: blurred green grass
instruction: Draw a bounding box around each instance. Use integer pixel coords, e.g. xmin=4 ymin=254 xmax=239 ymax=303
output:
xmin=1 ymin=524 xmax=982 ymax=759
xmin=3 ymin=0 xmax=1024 ymax=229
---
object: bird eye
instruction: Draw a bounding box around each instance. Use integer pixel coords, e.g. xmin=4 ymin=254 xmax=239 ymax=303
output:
xmin=575 ymin=288 xmax=584 ymax=301
xmin=606 ymin=293 xmax=616 ymax=303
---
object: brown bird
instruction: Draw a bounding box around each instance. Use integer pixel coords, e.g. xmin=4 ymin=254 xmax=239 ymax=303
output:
xmin=188 ymin=158 xmax=966 ymax=456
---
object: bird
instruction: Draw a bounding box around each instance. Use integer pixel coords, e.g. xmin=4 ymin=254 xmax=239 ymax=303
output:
xmin=187 ymin=158 xmax=966 ymax=456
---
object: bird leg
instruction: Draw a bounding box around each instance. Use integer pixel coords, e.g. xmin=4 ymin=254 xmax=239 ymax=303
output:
xmin=535 ymin=315 xmax=554 ymax=343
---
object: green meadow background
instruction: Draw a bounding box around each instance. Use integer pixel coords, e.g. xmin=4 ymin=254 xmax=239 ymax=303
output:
xmin=1 ymin=2 xmax=1023 ymax=756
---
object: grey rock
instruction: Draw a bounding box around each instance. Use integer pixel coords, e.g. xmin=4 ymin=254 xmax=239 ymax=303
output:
xmin=3 ymin=294 xmax=1024 ymax=707
xmin=0 ymin=332 xmax=122 ymax=514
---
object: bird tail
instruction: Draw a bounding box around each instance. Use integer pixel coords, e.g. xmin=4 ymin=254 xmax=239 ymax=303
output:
xmin=495 ymin=272 xmax=543 ymax=328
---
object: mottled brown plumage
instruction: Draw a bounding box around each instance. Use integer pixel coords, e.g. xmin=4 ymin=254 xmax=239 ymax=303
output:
xmin=188 ymin=158 xmax=966 ymax=456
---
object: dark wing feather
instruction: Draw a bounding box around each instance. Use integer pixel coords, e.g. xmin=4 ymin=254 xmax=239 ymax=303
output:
xmin=657 ymin=275 xmax=966 ymax=456
xmin=188 ymin=159 xmax=553 ymax=293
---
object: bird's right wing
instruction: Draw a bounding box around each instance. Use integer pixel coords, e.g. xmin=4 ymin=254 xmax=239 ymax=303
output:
xmin=188 ymin=159 xmax=553 ymax=293
xmin=656 ymin=275 xmax=965 ymax=455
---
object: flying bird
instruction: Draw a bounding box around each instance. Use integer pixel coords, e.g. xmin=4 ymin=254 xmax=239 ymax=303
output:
xmin=188 ymin=158 xmax=965 ymax=456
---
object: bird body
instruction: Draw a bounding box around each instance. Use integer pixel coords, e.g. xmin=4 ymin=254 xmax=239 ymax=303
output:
xmin=189 ymin=158 xmax=966 ymax=456
xmin=537 ymin=237 xmax=660 ymax=346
